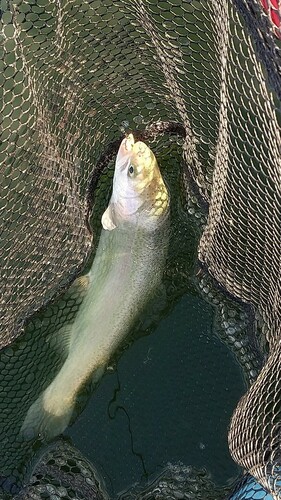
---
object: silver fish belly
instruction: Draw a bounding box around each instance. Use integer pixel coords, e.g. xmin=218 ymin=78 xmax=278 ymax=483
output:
xmin=21 ymin=214 xmax=169 ymax=441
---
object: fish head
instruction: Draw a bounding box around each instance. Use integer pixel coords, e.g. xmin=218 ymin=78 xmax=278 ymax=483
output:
xmin=102 ymin=134 xmax=169 ymax=230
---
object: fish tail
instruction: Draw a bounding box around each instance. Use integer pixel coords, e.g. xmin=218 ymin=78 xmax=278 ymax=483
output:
xmin=21 ymin=387 xmax=75 ymax=441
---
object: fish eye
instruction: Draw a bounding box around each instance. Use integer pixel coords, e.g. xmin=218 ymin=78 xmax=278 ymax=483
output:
xmin=128 ymin=165 xmax=134 ymax=175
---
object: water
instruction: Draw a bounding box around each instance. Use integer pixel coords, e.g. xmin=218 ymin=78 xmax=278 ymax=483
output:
xmin=67 ymin=292 xmax=245 ymax=498
xmin=0 ymin=141 xmax=246 ymax=498
xmin=65 ymin=140 xmax=245 ymax=497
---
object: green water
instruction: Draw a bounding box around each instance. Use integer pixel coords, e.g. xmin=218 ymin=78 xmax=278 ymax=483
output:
xmin=54 ymin=142 xmax=245 ymax=496
xmin=63 ymin=141 xmax=245 ymax=497
xmin=67 ymin=292 xmax=245 ymax=498
xmin=0 ymin=141 xmax=246 ymax=498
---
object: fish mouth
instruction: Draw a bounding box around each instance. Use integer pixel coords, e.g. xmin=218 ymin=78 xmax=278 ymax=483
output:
xmin=124 ymin=133 xmax=135 ymax=152
xmin=117 ymin=134 xmax=150 ymax=172
xmin=116 ymin=133 xmax=135 ymax=171
xmin=132 ymin=141 xmax=151 ymax=166
xmin=125 ymin=135 xmax=149 ymax=158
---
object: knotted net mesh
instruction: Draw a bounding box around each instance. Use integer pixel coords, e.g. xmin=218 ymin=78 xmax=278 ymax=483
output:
xmin=1 ymin=0 xmax=281 ymax=498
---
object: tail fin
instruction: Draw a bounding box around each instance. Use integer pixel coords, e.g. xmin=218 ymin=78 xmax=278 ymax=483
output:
xmin=21 ymin=274 xmax=93 ymax=442
xmin=21 ymin=389 xmax=75 ymax=441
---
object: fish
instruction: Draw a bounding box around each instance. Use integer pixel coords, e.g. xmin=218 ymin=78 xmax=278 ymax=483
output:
xmin=21 ymin=133 xmax=170 ymax=441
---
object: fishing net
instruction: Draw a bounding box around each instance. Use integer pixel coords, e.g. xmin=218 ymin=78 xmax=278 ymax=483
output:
xmin=13 ymin=439 xmax=109 ymax=500
xmin=1 ymin=0 xmax=281 ymax=498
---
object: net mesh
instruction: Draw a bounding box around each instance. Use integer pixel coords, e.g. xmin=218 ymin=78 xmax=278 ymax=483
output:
xmin=13 ymin=439 xmax=109 ymax=500
xmin=1 ymin=0 xmax=281 ymax=498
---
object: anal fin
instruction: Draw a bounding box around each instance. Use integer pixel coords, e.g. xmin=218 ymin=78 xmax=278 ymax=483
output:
xmin=47 ymin=323 xmax=74 ymax=359
xmin=58 ymin=324 xmax=73 ymax=354
xmin=66 ymin=273 xmax=90 ymax=300
xmin=47 ymin=274 xmax=90 ymax=354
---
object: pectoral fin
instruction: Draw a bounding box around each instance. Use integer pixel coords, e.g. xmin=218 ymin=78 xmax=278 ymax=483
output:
xmin=101 ymin=204 xmax=118 ymax=230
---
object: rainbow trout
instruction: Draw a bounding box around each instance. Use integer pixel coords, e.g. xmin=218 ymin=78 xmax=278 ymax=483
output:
xmin=21 ymin=134 xmax=170 ymax=440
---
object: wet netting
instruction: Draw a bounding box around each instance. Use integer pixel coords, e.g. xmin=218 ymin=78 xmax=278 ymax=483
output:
xmin=1 ymin=0 xmax=281 ymax=498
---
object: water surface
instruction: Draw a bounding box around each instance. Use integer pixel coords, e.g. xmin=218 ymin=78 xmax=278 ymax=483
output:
xmin=67 ymin=292 xmax=245 ymax=497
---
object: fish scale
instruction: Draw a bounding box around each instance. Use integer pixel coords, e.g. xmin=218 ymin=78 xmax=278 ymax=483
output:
xmin=20 ymin=136 xmax=170 ymax=442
